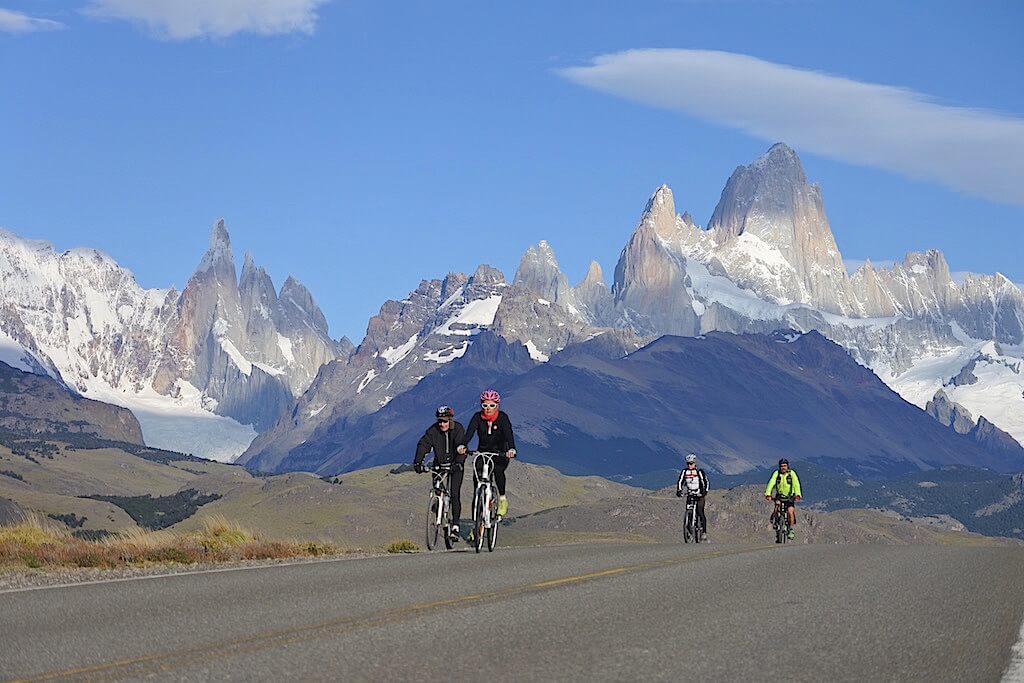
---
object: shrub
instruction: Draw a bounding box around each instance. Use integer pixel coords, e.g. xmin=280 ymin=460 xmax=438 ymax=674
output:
xmin=49 ymin=512 xmax=87 ymax=529
xmin=386 ymin=539 xmax=420 ymax=553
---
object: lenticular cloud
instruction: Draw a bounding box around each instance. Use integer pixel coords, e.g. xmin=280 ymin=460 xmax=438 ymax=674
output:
xmin=559 ymin=49 xmax=1024 ymax=207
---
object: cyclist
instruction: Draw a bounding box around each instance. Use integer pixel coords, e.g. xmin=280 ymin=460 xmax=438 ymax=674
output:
xmin=457 ymin=389 xmax=516 ymax=518
xmin=676 ymin=453 xmax=710 ymax=537
xmin=764 ymin=458 xmax=802 ymax=540
xmin=414 ymin=406 xmax=467 ymax=541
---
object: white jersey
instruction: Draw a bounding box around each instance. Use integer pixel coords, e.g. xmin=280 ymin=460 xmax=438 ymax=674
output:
xmin=677 ymin=467 xmax=708 ymax=496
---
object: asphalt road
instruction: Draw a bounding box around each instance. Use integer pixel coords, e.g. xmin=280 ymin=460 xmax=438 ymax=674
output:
xmin=2 ymin=542 xmax=1023 ymax=682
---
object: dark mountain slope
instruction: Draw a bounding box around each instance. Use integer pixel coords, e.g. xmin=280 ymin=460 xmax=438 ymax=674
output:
xmin=0 ymin=361 xmax=143 ymax=445
xmin=264 ymin=331 xmax=1020 ymax=478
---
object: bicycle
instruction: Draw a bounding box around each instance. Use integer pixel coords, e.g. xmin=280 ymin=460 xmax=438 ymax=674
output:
xmin=423 ymin=461 xmax=455 ymax=551
xmin=470 ymin=451 xmax=501 ymax=553
xmin=772 ymin=496 xmax=795 ymax=544
xmin=683 ymin=493 xmax=704 ymax=544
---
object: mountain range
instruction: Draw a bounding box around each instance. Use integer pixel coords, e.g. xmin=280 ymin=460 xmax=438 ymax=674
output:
xmin=1 ymin=143 xmax=1022 ymax=475
xmin=0 ymin=223 xmax=351 ymax=460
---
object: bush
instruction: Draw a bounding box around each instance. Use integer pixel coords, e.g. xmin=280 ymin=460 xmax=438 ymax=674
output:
xmin=85 ymin=489 xmax=221 ymax=530
xmin=386 ymin=539 xmax=420 ymax=553
xmin=49 ymin=512 xmax=87 ymax=529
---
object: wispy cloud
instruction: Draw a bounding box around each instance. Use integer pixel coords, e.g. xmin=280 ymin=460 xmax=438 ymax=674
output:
xmin=559 ymin=49 xmax=1024 ymax=207
xmin=0 ymin=8 xmax=64 ymax=33
xmin=83 ymin=0 xmax=331 ymax=40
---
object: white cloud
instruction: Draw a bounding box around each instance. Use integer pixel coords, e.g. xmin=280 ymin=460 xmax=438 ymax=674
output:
xmin=84 ymin=0 xmax=330 ymax=40
xmin=560 ymin=49 xmax=1024 ymax=207
xmin=0 ymin=8 xmax=64 ymax=32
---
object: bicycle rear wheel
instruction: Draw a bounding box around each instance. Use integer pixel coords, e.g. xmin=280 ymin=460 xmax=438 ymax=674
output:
xmin=426 ymin=493 xmax=441 ymax=551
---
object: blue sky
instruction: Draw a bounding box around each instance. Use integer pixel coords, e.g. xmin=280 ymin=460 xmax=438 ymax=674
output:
xmin=2 ymin=0 xmax=1022 ymax=342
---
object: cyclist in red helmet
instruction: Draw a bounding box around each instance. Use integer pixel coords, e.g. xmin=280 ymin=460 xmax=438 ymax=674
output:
xmin=414 ymin=405 xmax=467 ymax=541
xmin=458 ymin=388 xmax=517 ymax=518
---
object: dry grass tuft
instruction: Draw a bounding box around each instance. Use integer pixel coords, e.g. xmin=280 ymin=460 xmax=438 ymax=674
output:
xmin=0 ymin=514 xmax=345 ymax=570
xmin=385 ymin=539 xmax=420 ymax=553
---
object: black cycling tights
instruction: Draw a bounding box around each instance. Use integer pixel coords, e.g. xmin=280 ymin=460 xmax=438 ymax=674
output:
xmin=448 ymin=464 xmax=465 ymax=523
xmin=474 ymin=455 xmax=509 ymax=496
xmin=695 ymin=496 xmax=707 ymax=532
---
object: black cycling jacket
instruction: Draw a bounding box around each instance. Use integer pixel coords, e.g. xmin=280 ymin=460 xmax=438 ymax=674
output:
xmin=414 ymin=421 xmax=466 ymax=466
xmin=461 ymin=411 xmax=516 ymax=454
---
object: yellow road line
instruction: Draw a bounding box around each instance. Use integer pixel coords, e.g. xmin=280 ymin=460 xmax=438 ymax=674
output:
xmin=11 ymin=545 xmax=773 ymax=682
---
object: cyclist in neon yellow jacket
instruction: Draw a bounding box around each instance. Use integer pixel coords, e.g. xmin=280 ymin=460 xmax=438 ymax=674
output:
xmin=764 ymin=459 xmax=802 ymax=540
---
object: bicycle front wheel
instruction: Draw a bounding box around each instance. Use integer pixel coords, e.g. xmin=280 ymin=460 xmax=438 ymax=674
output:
xmin=426 ymin=493 xmax=441 ymax=551
xmin=487 ymin=516 xmax=497 ymax=552
xmin=474 ymin=495 xmax=486 ymax=554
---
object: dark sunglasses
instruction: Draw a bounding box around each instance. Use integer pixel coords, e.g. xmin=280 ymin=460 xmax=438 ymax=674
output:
xmin=437 ymin=419 xmax=451 ymax=424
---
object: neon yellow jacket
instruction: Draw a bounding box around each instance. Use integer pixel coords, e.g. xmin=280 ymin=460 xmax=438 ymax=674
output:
xmin=765 ymin=469 xmax=802 ymax=498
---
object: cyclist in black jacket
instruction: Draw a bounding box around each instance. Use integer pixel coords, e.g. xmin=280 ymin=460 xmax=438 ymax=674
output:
xmin=414 ymin=406 xmax=466 ymax=539
xmin=457 ymin=388 xmax=516 ymax=518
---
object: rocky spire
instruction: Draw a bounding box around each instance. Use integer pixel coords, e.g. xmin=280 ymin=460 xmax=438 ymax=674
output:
xmin=707 ymin=143 xmax=857 ymax=315
xmin=579 ymin=260 xmax=605 ymax=289
xmin=612 ymin=186 xmax=699 ymax=336
xmin=925 ymin=389 xmax=975 ymax=434
xmin=641 ymin=184 xmax=679 ymax=242
xmin=239 ymin=250 xmax=281 ymax=335
xmin=513 ymin=240 xmax=574 ymax=305
xmin=280 ymin=275 xmax=329 ymax=336
xmin=575 ymin=260 xmax=615 ymax=327
xmin=196 ymin=218 xmax=235 ymax=277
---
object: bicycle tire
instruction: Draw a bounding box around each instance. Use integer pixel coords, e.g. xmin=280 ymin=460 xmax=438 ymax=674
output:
xmin=443 ymin=495 xmax=454 ymax=550
xmin=474 ymin=495 xmax=486 ymax=554
xmin=426 ymin=493 xmax=441 ymax=551
xmin=487 ymin=516 xmax=497 ymax=552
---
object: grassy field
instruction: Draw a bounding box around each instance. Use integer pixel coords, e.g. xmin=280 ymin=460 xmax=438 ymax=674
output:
xmin=2 ymin=437 xmax=1016 ymax=563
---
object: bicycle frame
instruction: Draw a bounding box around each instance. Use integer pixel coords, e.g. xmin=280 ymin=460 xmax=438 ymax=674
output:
xmin=684 ymin=494 xmax=701 ymax=543
xmin=425 ymin=461 xmax=454 ymax=551
xmin=774 ymin=496 xmax=793 ymax=543
xmin=431 ymin=464 xmax=451 ymax=527
xmin=472 ymin=452 xmax=499 ymax=529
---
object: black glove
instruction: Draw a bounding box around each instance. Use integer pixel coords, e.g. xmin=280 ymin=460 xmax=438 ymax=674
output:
xmin=676 ymin=490 xmax=683 ymax=498
xmin=414 ymin=462 xmax=425 ymax=474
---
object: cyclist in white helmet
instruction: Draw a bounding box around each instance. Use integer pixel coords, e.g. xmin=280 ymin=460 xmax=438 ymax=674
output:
xmin=676 ymin=453 xmax=710 ymax=537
